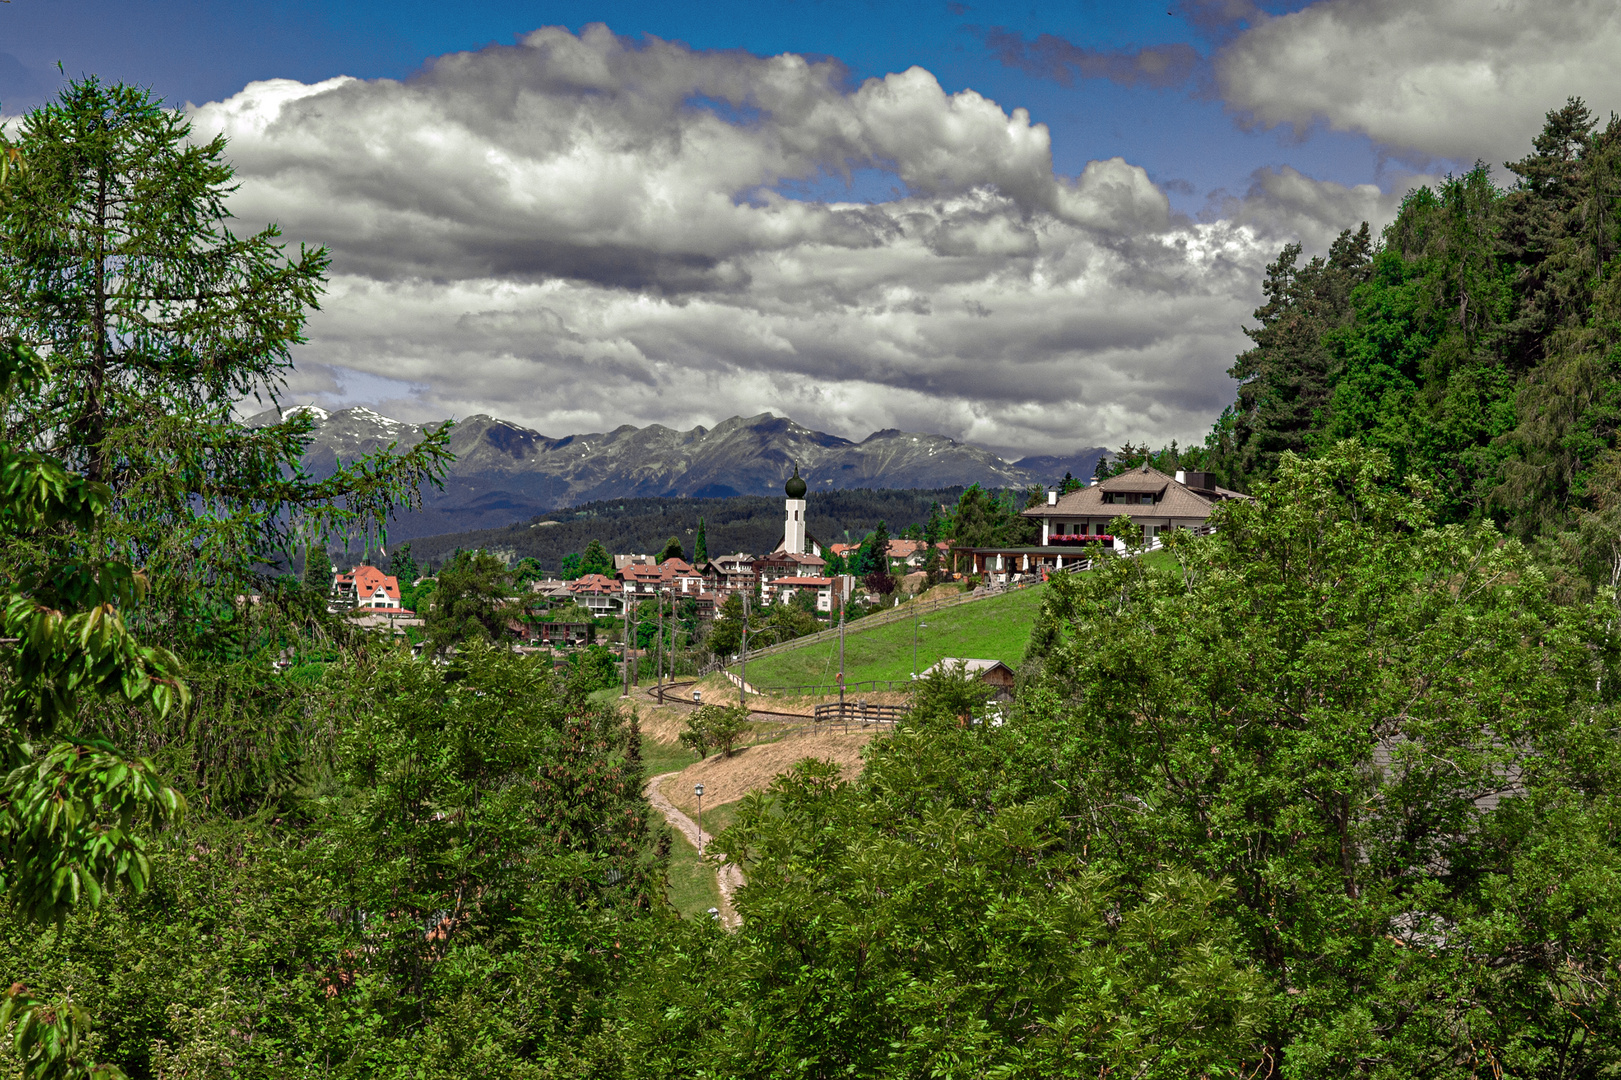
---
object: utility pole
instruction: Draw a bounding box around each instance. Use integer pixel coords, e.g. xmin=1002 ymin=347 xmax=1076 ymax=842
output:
xmin=837 ymin=587 xmax=846 ymax=721
xmin=741 ymin=593 xmax=749 ymax=706
xmin=620 ymin=593 xmax=630 ymax=698
xmin=655 ymin=590 xmax=664 ymax=700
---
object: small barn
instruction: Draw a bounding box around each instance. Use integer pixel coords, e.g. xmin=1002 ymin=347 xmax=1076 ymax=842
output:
xmin=919 ymin=657 xmax=1016 ymax=698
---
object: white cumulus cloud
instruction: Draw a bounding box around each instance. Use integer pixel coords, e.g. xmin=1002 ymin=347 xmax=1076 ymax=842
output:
xmin=1217 ymin=0 xmax=1621 ymax=164
xmin=191 ymin=24 xmax=1370 ymax=456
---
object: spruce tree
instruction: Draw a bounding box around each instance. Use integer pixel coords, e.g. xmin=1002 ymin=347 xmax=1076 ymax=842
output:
xmin=0 ymin=78 xmax=450 ymax=631
xmin=862 ymin=520 xmax=894 ymax=595
xmin=694 ymin=515 xmax=708 ymax=563
xmin=303 ymin=544 xmax=334 ymax=595
xmin=579 ymin=539 xmax=614 ymax=577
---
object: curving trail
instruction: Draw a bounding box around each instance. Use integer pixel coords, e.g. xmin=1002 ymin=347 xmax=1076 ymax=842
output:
xmin=646 ymin=770 xmax=744 ymax=930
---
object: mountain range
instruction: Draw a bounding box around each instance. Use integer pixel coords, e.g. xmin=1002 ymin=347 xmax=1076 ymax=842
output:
xmin=247 ymin=406 xmax=1106 ymax=539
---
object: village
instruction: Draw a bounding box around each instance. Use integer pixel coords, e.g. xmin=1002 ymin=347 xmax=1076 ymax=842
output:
xmin=320 ymin=463 xmax=1239 ymax=661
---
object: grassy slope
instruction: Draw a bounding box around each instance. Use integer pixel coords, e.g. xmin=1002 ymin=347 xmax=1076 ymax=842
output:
xmin=736 ymin=551 xmax=1183 ymax=691
xmin=661 ymin=824 xmax=723 ymax=918
xmin=738 ymin=584 xmax=1048 ymax=689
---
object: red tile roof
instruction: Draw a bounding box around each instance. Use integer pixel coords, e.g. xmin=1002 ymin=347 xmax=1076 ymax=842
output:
xmin=569 ymin=573 xmax=619 ymax=594
xmin=336 ymin=564 xmax=401 ymax=602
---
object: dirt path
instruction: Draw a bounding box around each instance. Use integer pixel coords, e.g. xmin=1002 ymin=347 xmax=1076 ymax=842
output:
xmin=645 ymin=770 xmax=745 ymax=930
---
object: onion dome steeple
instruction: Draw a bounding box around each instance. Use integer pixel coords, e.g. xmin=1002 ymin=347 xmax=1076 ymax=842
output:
xmin=785 ymin=464 xmax=807 ymax=499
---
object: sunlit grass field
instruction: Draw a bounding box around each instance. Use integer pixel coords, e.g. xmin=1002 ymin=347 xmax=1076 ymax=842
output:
xmin=736 ymin=583 xmax=1047 ymax=690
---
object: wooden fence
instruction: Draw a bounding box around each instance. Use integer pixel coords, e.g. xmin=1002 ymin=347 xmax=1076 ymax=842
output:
xmin=813 ymin=700 xmax=908 ymax=728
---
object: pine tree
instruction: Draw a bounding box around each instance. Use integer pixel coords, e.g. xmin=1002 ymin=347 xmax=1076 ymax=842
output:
xmin=922 ymin=505 xmax=945 ymax=585
xmin=694 ymin=516 xmax=708 ymax=563
xmin=388 ymin=543 xmax=420 ymax=585
xmin=0 ymin=78 xmax=451 ymax=632
xmin=579 ymin=539 xmax=613 ymax=577
xmin=304 ymin=544 xmax=334 ymax=595
xmin=862 ymin=520 xmax=894 ymax=595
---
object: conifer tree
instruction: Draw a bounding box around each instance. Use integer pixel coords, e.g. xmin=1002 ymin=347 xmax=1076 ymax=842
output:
xmin=0 ymin=78 xmax=450 ymax=633
xmin=579 ymin=539 xmax=613 ymax=577
xmin=694 ymin=515 xmax=708 ymax=563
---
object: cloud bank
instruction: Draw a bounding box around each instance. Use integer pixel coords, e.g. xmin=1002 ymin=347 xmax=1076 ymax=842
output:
xmin=1217 ymin=0 xmax=1621 ymax=163
xmin=194 ymin=25 xmax=1375 ymax=456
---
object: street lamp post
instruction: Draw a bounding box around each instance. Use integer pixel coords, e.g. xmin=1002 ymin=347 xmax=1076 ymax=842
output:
xmin=694 ymin=782 xmax=705 ymax=855
xmin=912 ymin=614 xmax=928 ymax=680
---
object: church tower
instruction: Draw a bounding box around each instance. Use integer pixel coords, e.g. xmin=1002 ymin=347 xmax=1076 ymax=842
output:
xmin=783 ymin=464 xmax=808 ymax=555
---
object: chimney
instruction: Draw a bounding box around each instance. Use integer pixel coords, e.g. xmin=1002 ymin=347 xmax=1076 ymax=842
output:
xmin=1047 ymin=488 xmax=1058 ymax=506
xmin=1090 ymin=477 xmax=1099 ymax=486
xmin=1175 ymin=470 xmax=1185 ymax=483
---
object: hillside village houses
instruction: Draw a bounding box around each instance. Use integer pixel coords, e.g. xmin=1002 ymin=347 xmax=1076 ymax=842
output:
xmin=546 ymin=465 xmax=851 ymax=618
xmin=957 ymin=464 xmax=1240 ymax=584
xmin=333 ymin=460 xmax=1233 ymax=627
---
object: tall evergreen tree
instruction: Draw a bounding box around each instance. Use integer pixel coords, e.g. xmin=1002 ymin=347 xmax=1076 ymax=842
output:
xmin=303 ymin=544 xmax=334 ymax=593
xmin=0 ymin=78 xmax=450 ymax=634
xmin=387 ymin=543 xmax=419 ymax=585
xmin=861 ymin=520 xmax=894 ymax=595
xmin=424 ymin=549 xmax=512 ymax=653
xmin=1224 ymin=224 xmax=1374 ymax=486
xmin=579 ymin=539 xmax=613 ymax=577
xmin=694 ymin=515 xmax=708 ymax=563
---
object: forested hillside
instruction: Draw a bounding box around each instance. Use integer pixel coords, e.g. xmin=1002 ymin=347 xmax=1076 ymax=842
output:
xmin=1206 ymin=99 xmax=1621 ymax=587
xmin=400 ymin=488 xmax=964 ymax=571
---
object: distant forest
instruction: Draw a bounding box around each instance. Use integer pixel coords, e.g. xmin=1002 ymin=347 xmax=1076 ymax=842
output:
xmin=396 ymin=488 xmax=967 ymax=572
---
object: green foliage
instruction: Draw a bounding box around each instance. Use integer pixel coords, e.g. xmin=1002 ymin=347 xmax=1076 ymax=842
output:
xmin=322 ymin=645 xmax=655 ymax=972
xmin=565 ymin=644 xmax=620 ymax=693
xmin=947 ymin=483 xmax=1037 ymax=562
xmin=907 ymin=658 xmax=995 ymax=725
xmin=707 ymin=593 xmax=744 ymax=657
xmin=578 ymin=539 xmax=613 ymax=578
xmin=1219 ymin=225 xmax=1375 ymax=485
xmin=861 ymin=519 xmax=894 ymax=594
xmin=693 ymin=515 xmax=708 ymax=563
xmin=387 ymin=543 xmax=419 ymax=586
xmin=676 ymin=704 xmax=751 ymax=759
xmin=761 ymin=594 xmax=818 ymax=642
xmin=558 ymin=551 xmax=584 ymax=580
xmin=1029 ymin=441 xmax=1621 ymax=1070
xmin=423 ymin=549 xmax=511 ymax=653
xmin=1 ymin=984 xmax=121 ymax=1080
xmin=301 ymin=544 xmax=332 ymax=592
xmin=2 ymin=646 xmax=659 ymax=1079
xmin=921 ymin=504 xmax=945 ymax=585
xmin=657 ymin=536 xmax=684 ymax=563
xmin=1207 ymin=98 xmax=1621 ymax=583
xmin=0 ymin=341 xmax=187 ymax=1077
xmin=510 ymin=555 xmax=544 ymax=587
xmin=692 ymin=755 xmax=1265 ymax=1077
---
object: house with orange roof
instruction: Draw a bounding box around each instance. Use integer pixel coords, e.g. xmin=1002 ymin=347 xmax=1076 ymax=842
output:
xmin=331 ymin=564 xmax=405 ymax=612
xmin=567 ymin=572 xmax=625 ymax=616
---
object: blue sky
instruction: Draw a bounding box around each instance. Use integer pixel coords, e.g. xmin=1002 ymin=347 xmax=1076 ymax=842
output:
xmin=5 ymin=1 xmax=1612 ymax=454
xmin=10 ymin=1 xmax=1404 ymax=218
